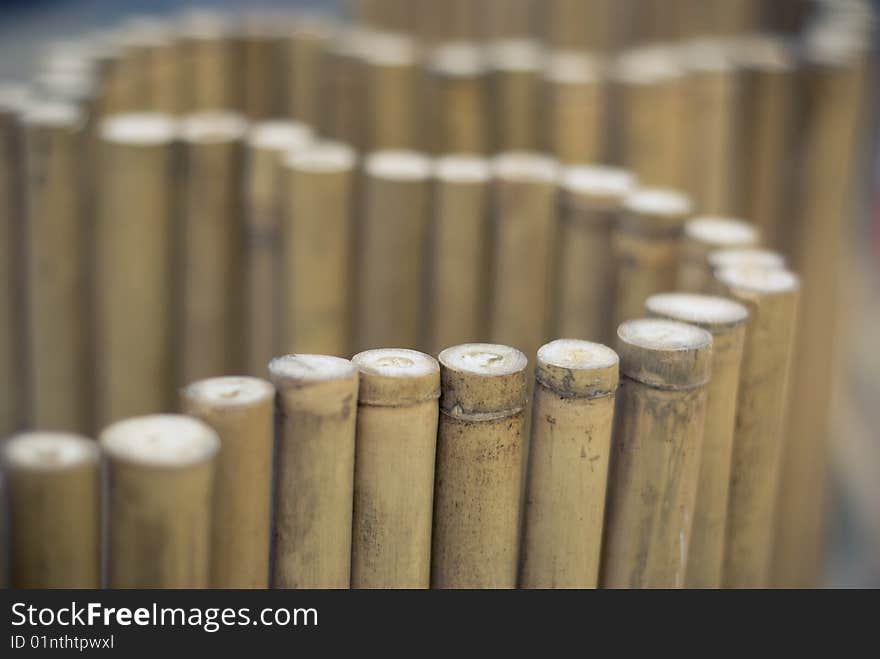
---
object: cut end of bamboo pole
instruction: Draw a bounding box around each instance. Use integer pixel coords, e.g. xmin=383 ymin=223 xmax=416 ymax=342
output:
xmin=492 ymin=151 xmax=559 ymax=183
xmin=284 ymin=141 xmax=357 ymax=172
xmin=614 ymin=46 xmax=683 ymax=85
xmin=716 ymin=266 xmax=801 ymax=296
xmin=360 ymin=31 xmax=420 ymax=66
xmin=0 ymin=83 xmax=32 ymax=113
xmin=19 ymin=100 xmax=83 ymax=128
xmin=182 ymin=376 xmax=275 ymax=408
xmin=685 ymin=217 xmax=759 ymax=250
xmin=365 ymin=150 xmax=433 ymax=180
xmin=434 ymin=154 xmax=491 ymax=183
xmin=99 ymin=112 xmax=178 ymax=144
xmin=486 ymin=38 xmax=544 ymax=72
xmin=100 ymin=414 xmax=220 ymax=468
xmin=545 ymin=51 xmax=602 ymax=84
xmin=438 ymin=343 xmax=528 ymax=419
xmin=268 ymin=354 xmax=358 ymax=387
xmin=616 ymin=319 xmax=713 ymax=389
xmin=352 ymin=348 xmax=440 ymax=406
xmin=3 ymin=433 xmax=98 ymax=471
xmin=646 ymin=293 xmax=750 ymax=331
xmin=536 ymin=339 xmax=619 ymax=398
xmin=707 ymin=247 xmax=786 ymax=272
xmin=179 ymin=111 xmax=249 ymax=142
xmin=429 ymin=42 xmax=488 ymax=77
xmin=248 ymin=120 xmax=314 ymax=153
xmin=730 ymin=34 xmax=797 ymax=72
xmin=563 ymin=165 xmax=635 ymax=203
xmin=624 ymin=187 xmax=693 ymax=218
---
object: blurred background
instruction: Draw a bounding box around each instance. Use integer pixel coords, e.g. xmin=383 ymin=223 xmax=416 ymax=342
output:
xmin=0 ymin=0 xmax=877 ymax=587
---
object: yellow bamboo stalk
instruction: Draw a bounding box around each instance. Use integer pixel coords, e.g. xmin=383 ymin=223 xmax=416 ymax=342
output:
xmin=21 ymin=102 xmax=90 ymax=433
xmin=601 ymin=319 xmax=712 ymax=588
xmin=101 ymin=414 xmax=220 ymax=589
xmin=543 ymin=51 xmax=607 ymax=164
xmin=178 ymin=10 xmax=242 ymax=112
xmin=321 ymin=28 xmax=369 ymax=150
xmin=555 ymin=165 xmax=636 ymax=345
xmin=716 ymin=266 xmax=800 ymax=588
xmin=181 ymin=376 xmax=275 ymax=588
xmin=645 ymin=293 xmax=750 ymax=588
xmin=520 ymin=339 xmax=619 ymax=588
xmin=350 ymin=349 xmax=440 ymax=588
xmin=707 ymin=247 xmax=786 ymax=275
xmin=281 ymin=142 xmax=356 ymax=356
xmin=613 ymin=187 xmax=693 ymax=327
xmin=178 ymin=112 xmax=248 ymax=385
xmin=4 ymin=432 xmax=100 ymax=588
xmin=285 ymin=16 xmax=335 ymax=126
xmin=432 ymin=343 xmax=529 ymax=588
xmin=487 ymin=39 xmax=543 ymax=152
xmin=423 ymin=155 xmax=491 ymax=355
xmin=356 ymin=150 xmax=433 ymax=352
xmin=362 ymin=32 xmax=421 ymax=151
xmin=95 ymin=113 xmax=178 ymax=427
xmin=240 ymin=15 xmax=286 ymax=120
xmin=244 ymin=121 xmax=314 ymax=376
xmin=678 ymin=216 xmax=760 ymax=294
xmin=269 ymin=355 xmax=358 ymax=588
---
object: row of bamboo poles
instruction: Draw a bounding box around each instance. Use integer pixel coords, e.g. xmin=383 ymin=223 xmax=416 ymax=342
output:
xmin=0 ymin=0 xmax=874 ymax=587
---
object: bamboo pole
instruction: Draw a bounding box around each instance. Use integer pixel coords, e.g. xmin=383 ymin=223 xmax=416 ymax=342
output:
xmin=480 ymin=0 xmax=535 ymax=40
xmin=678 ymin=216 xmax=760 ymax=294
xmin=119 ymin=18 xmax=180 ymax=115
xmin=181 ymin=376 xmax=275 ymax=589
xmin=356 ymin=150 xmax=433 ymax=352
xmin=3 ymin=432 xmax=100 ymax=588
xmin=281 ymin=142 xmax=356 ymax=356
xmin=544 ymin=0 xmax=591 ymax=50
xmin=773 ymin=31 xmax=870 ymax=588
xmin=487 ymin=39 xmax=543 ymax=152
xmin=556 ymin=165 xmax=635 ymax=345
xmin=240 ymin=15 xmax=286 ymax=120
xmin=321 ymin=28 xmax=369 ymax=150
xmin=520 ymin=339 xmax=619 ymax=589
xmin=350 ymin=348 xmax=440 ymax=588
xmin=732 ymin=35 xmax=797 ymax=250
xmin=244 ymin=121 xmax=314 ymax=376
xmin=178 ymin=10 xmax=242 ymax=112
xmin=488 ymin=152 xmax=559 ymax=364
xmin=601 ymin=318 xmax=712 ymax=588
xmin=285 ymin=16 xmax=335 ymax=126
xmin=423 ymin=155 xmax=491 ymax=355
xmin=715 ymin=266 xmax=800 ymax=588
xmin=95 ymin=113 xmax=178 ymax=427
xmin=415 ymin=0 xmax=477 ymax=43
xmin=432 ymin=343 xmax=529 ymax=588
xmin=101 ymin=414 xmax=220 ymax=588
xmin=362 ymin=32 xmax=421 ymax=151
xmin=269 ymin=354 xmax=358 ymax=588
xmin=680 ymin=39 xmax=741 ymax=216
xmin=21 ymin=101 xmax=90 ymax=433
xmin=707 ymin=247 xmax=786 ymax=275
xmin=612 ymin=188 xmax=693 ymax=327
xmin=614 ymin=47 xmax=688 ymax=189
xmin=543 ymin=51 xmax=607 ymax=165
xmin=0 ymin=85 xmax=27 ymax=437
xmin=645 ymin=293 xmax=749 ymax=588
xmin=177 ymin=112 xmax=247 ymax=385
xmin=426 ymin=42 xmax=490 ymax=155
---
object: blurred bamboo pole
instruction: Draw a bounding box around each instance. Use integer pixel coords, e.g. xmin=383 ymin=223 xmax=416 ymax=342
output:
xmin=270 ymin=355 xmax=358 ymax=588
xmin=480 ymin=0 xmax=535 ymax=41
xmin=240 ymin=16 xmax=286 ymax=120
xmin=94 ymin=113 xmax=178 ymax=427
xmin=716 ymin=267 xmax=800 ymax=588
xmin=181 ymin=376 xmax=275 ymax=589
xmin=613 ymin=188 xmax=693 ymax=327
xmin=350 ymin=349 xmax=440 ymax=588
xmin=432 ymin=343 xmax=528 ymax=588
xmin=244 ymin=121 xmax=314 ymax=376
xmin=707 ymin=247 xmax=786 ymax=274
xmin=423 ymin=155 xmax=491 ymax=355
xmin=543 ymin=52 xmax=606 ymax=164
xmin=281 ymin=143 xmax=356 ymax=356
xmin=321 ymin=28 xmax=368 ymax=150
xmin=556 ymin=165 xmax=635 ymax=345
xmin=645 ymin=293 xmax=749 ymax=588
xmin=488 ymin=39 xmax=543 ymax=152
xmin=4 ymin=433 xmax=100 ymax=588
xmin=520 ymin=340 xmax=618 ymax=589
xmin=601 ymin=319 xmax=712 ymax=588
xmin=773 ymin=31 xmax=871 ymax=588
xmin=678 ymin=216 xmax=759 ymax=293
xmin=362 ymin=33 xmax=422 ymax=151
xmin=22 ymin=102 xmax=90 ymax=433
xmin=285 ymin=16 xmax=335 ymax=126
xmin=0 ymin=85 xmax=28 ymax=437
xmin=178 ymin=112 xmax=247 ymax=385
xmin=178 ymin=10 xmax=242 ymax=112
xmin=356 ymin=151 xmax=432 ymax=352
xmin=102 ymin=415 xmax=219 ymax=588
